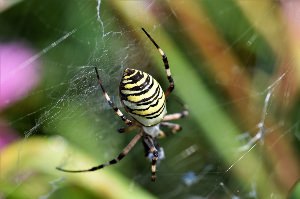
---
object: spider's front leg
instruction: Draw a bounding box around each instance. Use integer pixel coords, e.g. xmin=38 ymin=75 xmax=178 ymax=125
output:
xmin=142 ymin=28 xmax=174 ymax=98
xmin=94 ymin=67 xmax=133 ymax=126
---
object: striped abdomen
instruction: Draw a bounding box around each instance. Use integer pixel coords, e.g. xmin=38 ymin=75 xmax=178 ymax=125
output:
xmin=119 ymin=68 xmax=167 ymax=126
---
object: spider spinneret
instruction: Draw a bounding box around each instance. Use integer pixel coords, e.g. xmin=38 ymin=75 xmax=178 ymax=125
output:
xmin=56 ymin=28 xmax=188 ymax=182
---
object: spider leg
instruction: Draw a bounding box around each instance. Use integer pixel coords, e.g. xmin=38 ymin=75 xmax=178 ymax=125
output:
xmin=94 ymin=67 xmax=133 ymax=126
xmin=118 ymin=125 xmax=138 ymax=134
xmin=161 ymin=122 xmax=182 ymax=134
xmin=163 ymin=109 xmax=189 ymax=121
xmin=158 ymin=131 xmax=166 ymax=138
xmin=56 ymin=131 xmax=143 ymax=173
xmin=143 ymin=135 xmax=159 ymax=181
xmin=141 ymin=28 xmax=174 ymax=98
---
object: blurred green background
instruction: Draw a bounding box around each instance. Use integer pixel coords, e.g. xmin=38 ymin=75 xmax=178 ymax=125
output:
xmin=1 ymin=0 xmax=300 ymax=198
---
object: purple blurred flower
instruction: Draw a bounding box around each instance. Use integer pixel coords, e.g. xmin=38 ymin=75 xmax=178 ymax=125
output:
xmin=0 ymin=42 xmax=40 ymax=149
xmin=0 ymin=42 xmax=40 ymax=109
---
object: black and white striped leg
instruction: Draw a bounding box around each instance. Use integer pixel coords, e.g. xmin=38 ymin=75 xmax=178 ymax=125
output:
xmin=150 ymin=147 xmax=159 ymax=181
xmin=94 ymin=67 xmax=133 ymax=126
xmin=161 ymin=122 xmax=182 ymax=134
xmin=56 ymin=132 xmax=143 ymax=173
xmin=141 ymin=28 xmax=174 ymax=98
xmin=143 ymin=135 xmax=159 ymax=181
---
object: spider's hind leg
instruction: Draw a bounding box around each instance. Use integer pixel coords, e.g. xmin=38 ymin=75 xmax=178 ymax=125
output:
xmin=142 ymin=135 xmax=165 ymax=181
xmin=142 ymin=137 xmax=165 ymax=160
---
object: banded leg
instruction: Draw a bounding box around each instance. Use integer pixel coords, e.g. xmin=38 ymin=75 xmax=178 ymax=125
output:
xmin=150 ymin=147 xmax=159 ymax=181
xmin=161 ymin=122 xmax=182 ymax=134
xmin=163 ymin=109 xmax=189 ymax=121
xmin=118 ymin=125 xmax=138 ymax=133
xmin=141 ymin=28 xmax=174 ymax=98
xmin=56 ymin=131 xmax=143 ymax=173
xmin=94 ymin=67 xmax=132 ymax=126
xmin=158 ymin=131 xmax=167 ymax=138
xmin=143 ymin=135 xmax=159 ymax=181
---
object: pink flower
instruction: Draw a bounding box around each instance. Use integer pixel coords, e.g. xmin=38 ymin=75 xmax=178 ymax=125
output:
xmin=0 ymin=42 xmax=40 ymax=149
xmin=0 ymin=42 xmax=40 ymax=109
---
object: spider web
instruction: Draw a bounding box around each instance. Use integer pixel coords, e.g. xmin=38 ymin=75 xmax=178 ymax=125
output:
xmin=1 ymin=0 xmax=300 ymax=199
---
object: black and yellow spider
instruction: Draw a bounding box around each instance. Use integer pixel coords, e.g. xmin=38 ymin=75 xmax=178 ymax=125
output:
xmin=56 ymin=28 xmax=188 ymax=181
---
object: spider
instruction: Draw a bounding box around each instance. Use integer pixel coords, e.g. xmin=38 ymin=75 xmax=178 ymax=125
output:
xmin=56 ymin=28 xmax=188 ymax=181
